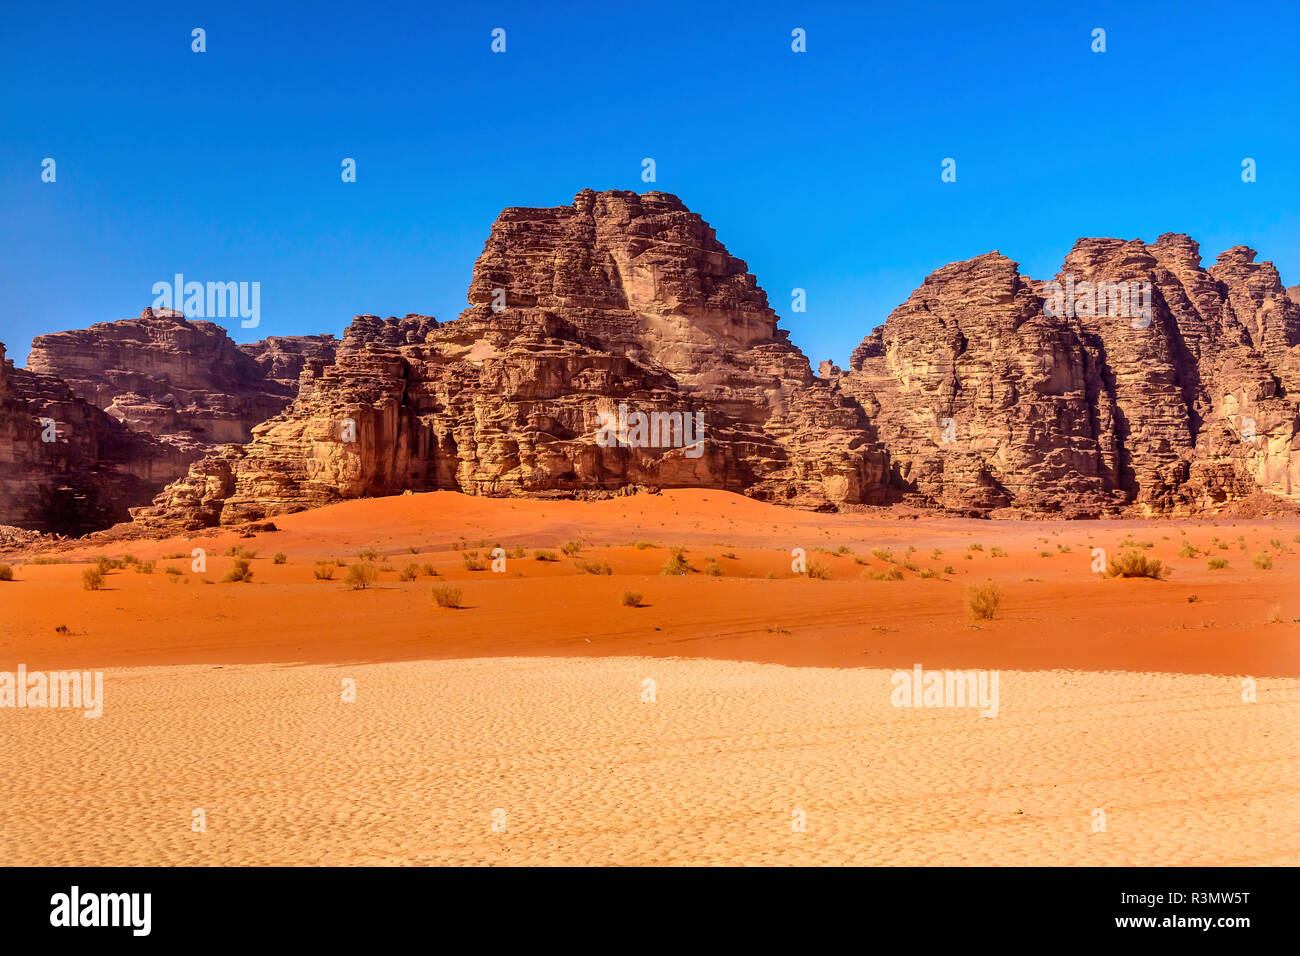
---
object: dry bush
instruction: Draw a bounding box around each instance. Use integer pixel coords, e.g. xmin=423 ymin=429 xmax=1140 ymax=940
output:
xmin=574 ymin=559 xmax=612 ymax=575
xmin=662 ymin=547 xmax=692 ymax=575
xmin=223 ymin=558 xmax=254 ymax=583
xmin=344 ymin=563 xmax=377 ymax=590
xmin=81 ymin=568 xmax=103 ymax=590
xmin=1207 ymin=557 xmax=1229 ymax=570
xmin=967 ymin=581 xmax=1002 ymax=620
xmin=313 ymin=563 xmax=336 ymax=581
xmin=431 ymin=584 xmax=461 ymax=608
xmin=1252 ymin=553 xmax=1273 ymax=570
xmin=1105 ymin=550 xmax=1166 ymax=579
xmin=621 ymin=590 xmax=643 ymax=607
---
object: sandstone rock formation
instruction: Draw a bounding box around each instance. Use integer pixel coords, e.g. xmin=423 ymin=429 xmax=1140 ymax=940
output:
xmin=15 ymin=189 xmax=1297 ymax=534
xmin=131 ymin=190 xmax=891 ymax=530
xmin=238 ymin=334 xmax=339 ymax=390
xmin=26 ymin=309 xmax=326 ymax=462
xmin=839 ymin=234 xmax=1300 ymax=516
xmin=0 ymin=342 xmax=183 ymax=534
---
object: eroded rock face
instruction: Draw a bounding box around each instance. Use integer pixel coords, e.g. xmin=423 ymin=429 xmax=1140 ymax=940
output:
xmin=26 ymin=310 xmax=316 ymax=459
xmin=82 ymin=192 xmax=1300 ymax=532
xmin=238 ymin=334 xmax=339 ymax=390
xmin=839 ymin=234 xmax=1300 ymax=516
xmin=0 ymin=343 xmax=184 ymax=534
xmin=131 ymin=190 xmax=891 ymax=530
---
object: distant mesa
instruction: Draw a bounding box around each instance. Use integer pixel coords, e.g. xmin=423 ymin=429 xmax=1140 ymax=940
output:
xmin=2 ymin=190 xmax=1298 ymax=537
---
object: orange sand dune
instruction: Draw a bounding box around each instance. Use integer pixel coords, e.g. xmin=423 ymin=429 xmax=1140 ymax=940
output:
xmin=2 ymin=489 xmax=1297 ymax=676
xmin=2 ymin=490 xmax=1297 ymax=865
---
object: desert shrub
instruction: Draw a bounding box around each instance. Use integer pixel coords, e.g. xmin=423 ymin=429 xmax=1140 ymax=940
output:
xmin=29 ymin=555 xmax=69 ymax=565
xmin=1187 ymin=594 xmax=1200 ymax=603
xmin=703 ymin=558 xmax=724 ymax=577
xmin=943 ymin=565 xmax=955 ymax=574
xmin=165 ymin=566 xmax=183 ymax=576
xmin=919 ymin=567 xmax=938 ymax=579
xmin=1057 ymin=544 xmax=1072 ymax=553
xmin=930 ymin=548 xmax=944 ymax=559
xmin=722 ymin=552 xmax=737 ymax=560
xmin=805 ymin=559 xmax=831 ymax=580
xmin=223 ymin=558 xmax=254 ymax=583
xmin=870 ymin=567 xmax=904 ymax=582
xmin=507 ymin=546 xmax=526 ymax=559
xmin=421 ymin=563 xmax=438 ymax=577
xmin=313 ymin=563 xmax=336 ymax=581
xmin=662 ymin=547 xmax=692 ymax=575
xmin=574 ymin=559 xmax=612 ymax=575
xmin=561 ymin=540 xmax=584 ymax=557
xmin=990 ymin=547 xmax=1007 ymax=558
xmin=135 ymin=559 xmax=156 ymax=574
xmin=345 ymin=563 xmax=378 ymax=590
xmin=1039 ymin=550 xmax=1053 ymax=558
xmin=358 ymin=548 xmax=381 ymax=562
xmin=398 ymin=564 xmax=420 ymax=582
xmin=333 ymin=557 xmax=347 ymax=567
xmin=902 ymin=561 xmax=920 ymax=572
xmin=0 ymin=564 xmax=13 ymax=581
xmin=462 ymin=551 xmax=487 ymax=571
xmin=836 ymin=546 xmax=852 ymax=555
xmin=1105 ymin=550 xmax=1166 ymax=579
xmin=633 ymin=541 xmax=654 ymax=550
xmin=967 ymin=543 xmax=983 ymax=552
xmin=431 ymin=584 xmax=461 ymax=608
xmin=93 ymin=555 xmax=113 ymax=574
xmin=81 ymin=568 xmax=103 ymax=590
xmin=1252 ymin=553 xmax=1273 ymax=570
xmin=273 ymin=552 xmax=287 ymax=565
xmin=1207 ymin=557 xmax=1229 ymax=570
xmin=967 ymin=581 xmax=1002 ymax=620
xmin=1216 ymin=541 xmax=1229 ymax=551
xmin=621 ymin=590 xmax=643 ymax=607
xmin=533 ymin=550 xmax=559 ymax=562
xmin=1178 ymin=543 xmax=1198 ymax=558
xmin=1266 ymin=605 xmax=1283 ymax=624
xmin=871 ymin=548 xmax=893 ymax=561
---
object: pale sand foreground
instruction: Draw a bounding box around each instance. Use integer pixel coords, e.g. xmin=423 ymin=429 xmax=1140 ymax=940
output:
xmin=2 ymin=657 xmax=1296 ymax=866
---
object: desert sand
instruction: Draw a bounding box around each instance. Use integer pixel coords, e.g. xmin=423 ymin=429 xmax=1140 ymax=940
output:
xmin=1 ymin=489 xmax=1297 ymax=865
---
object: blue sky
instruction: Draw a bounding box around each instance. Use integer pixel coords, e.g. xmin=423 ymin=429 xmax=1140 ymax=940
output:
xmin=2 ymin=0 xmax=1297 ymax=367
